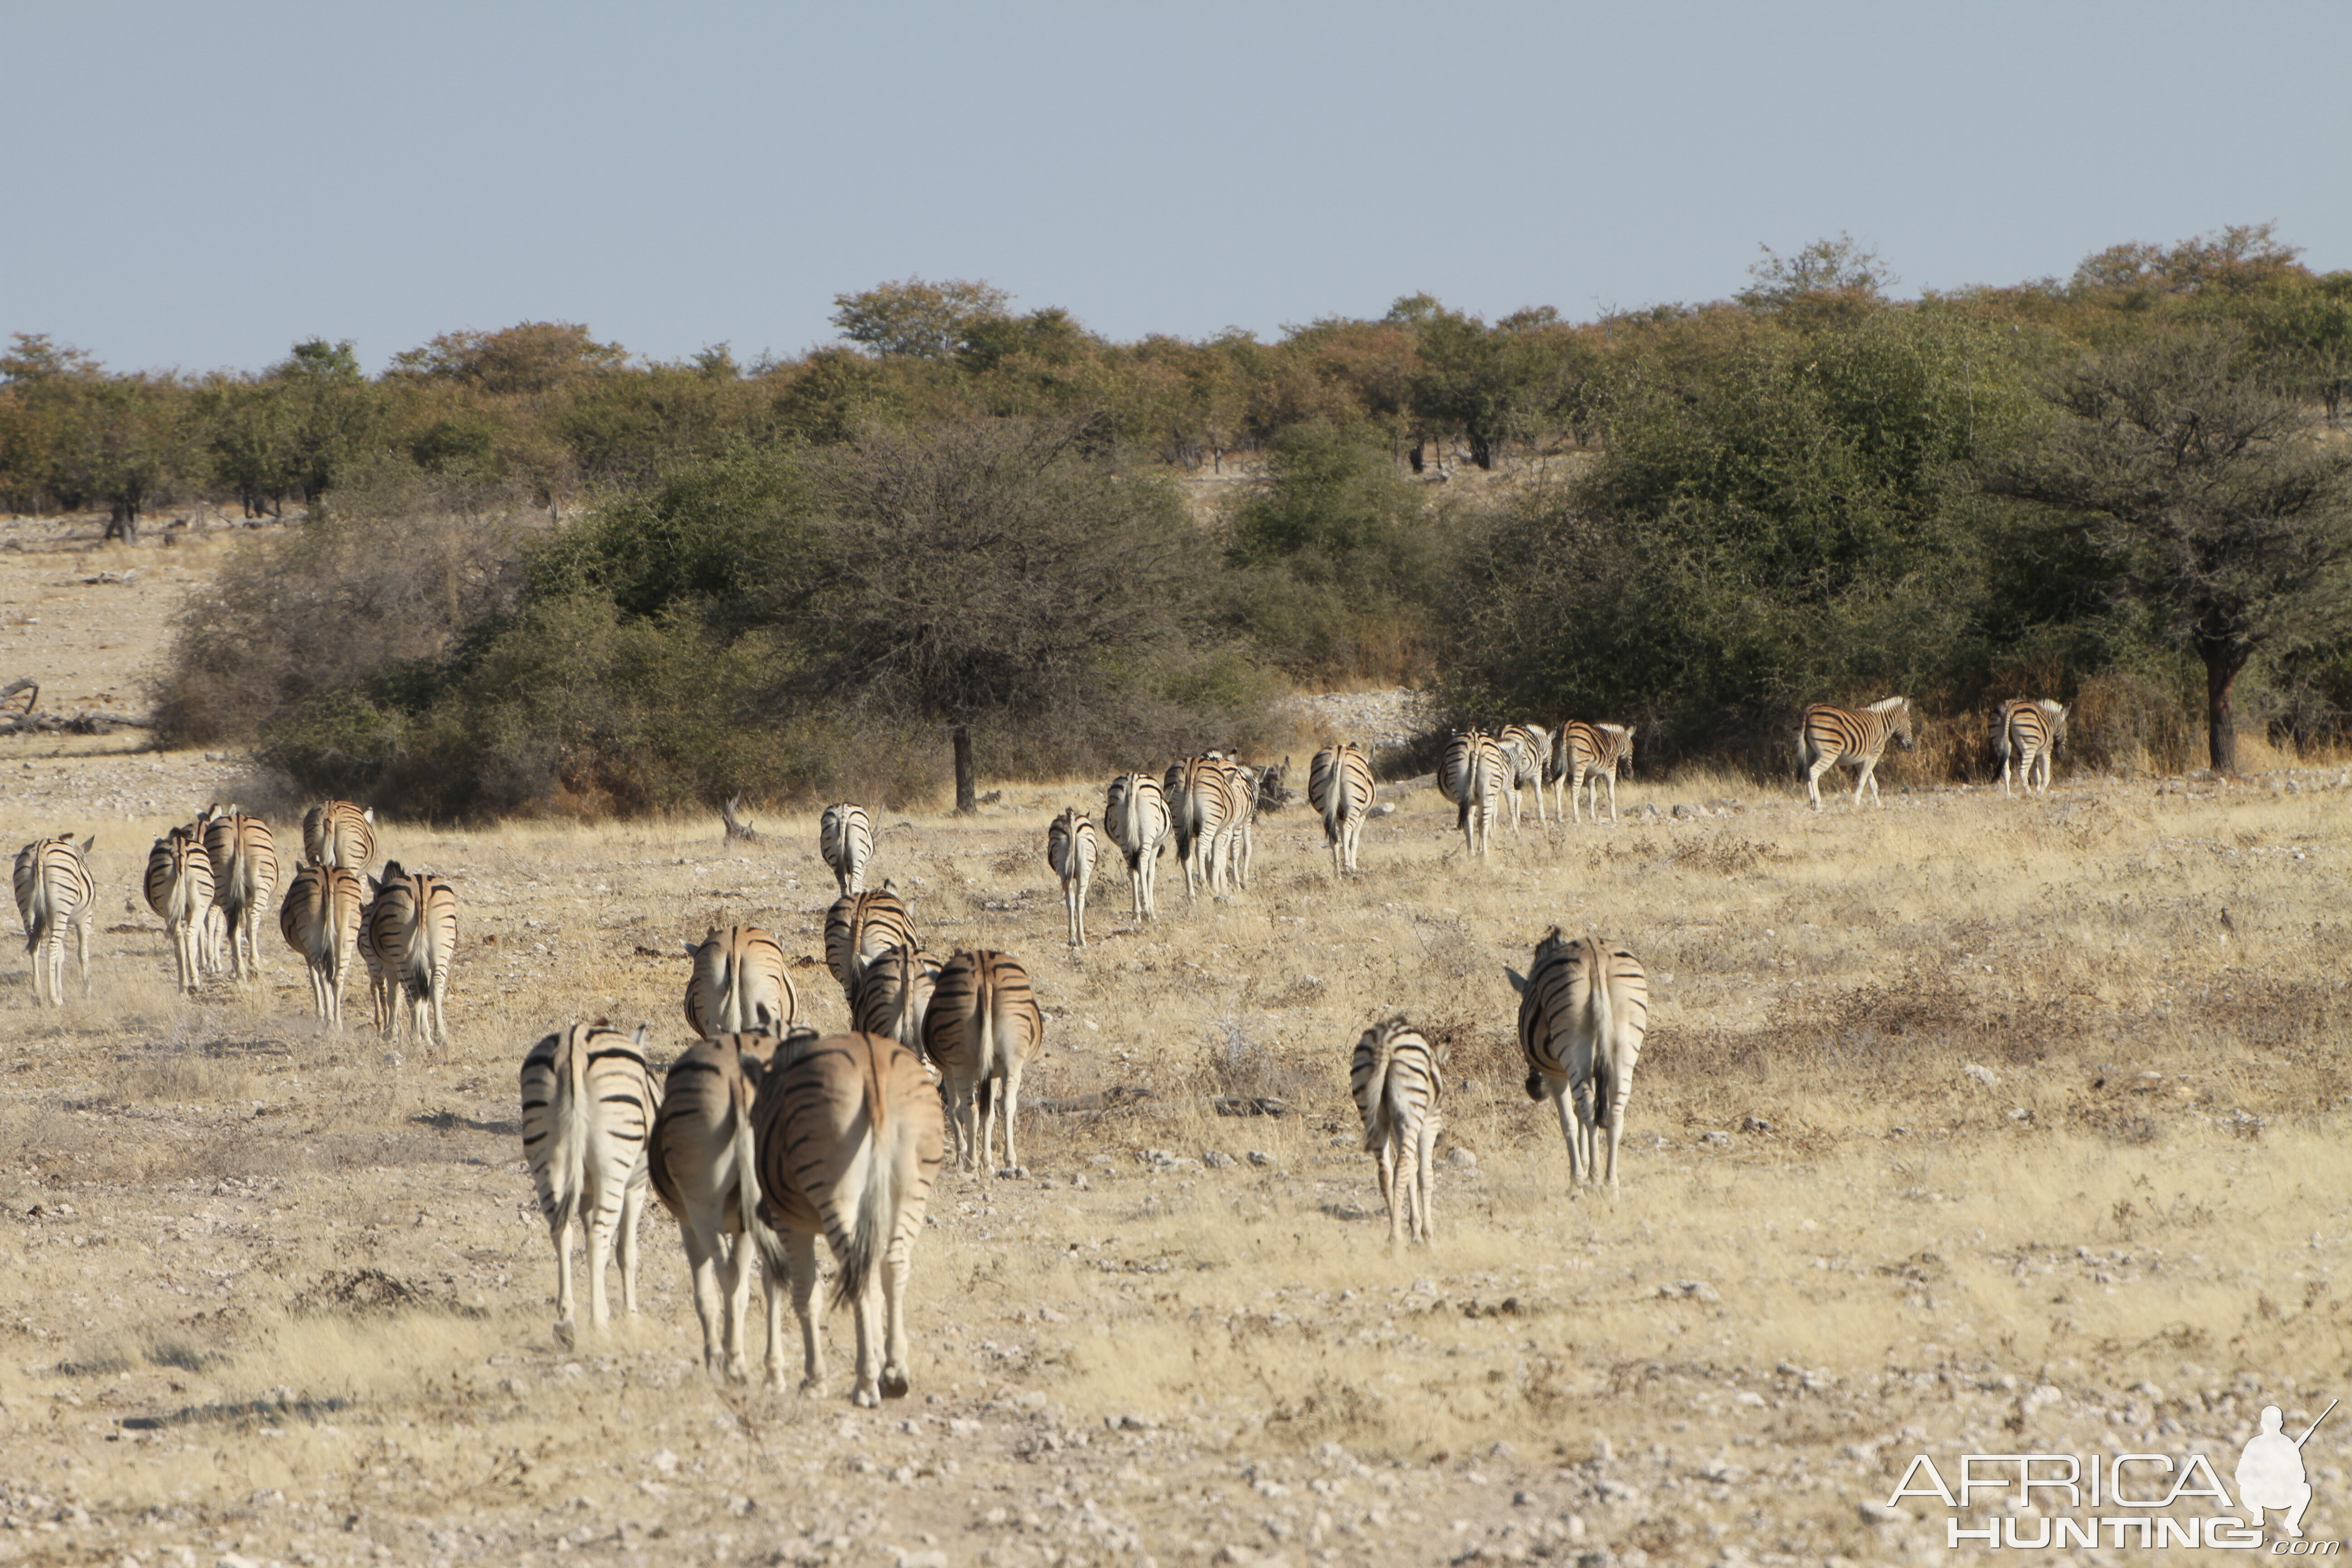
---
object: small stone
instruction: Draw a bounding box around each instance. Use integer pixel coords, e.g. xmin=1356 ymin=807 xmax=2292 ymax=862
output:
xmin=1740 ymin=1116 xmax=1772 ymax=1134
xmin=1246 ymin=1151 xmax=1274 ymax=1167
xmin=1369 ymin=802 xmax=1396 ymax=817
xmin=1962 ymin=1062 xmax=1999 ymax=1088
xmin=1656 ymin=1280 xmax=1720 ymax=1303
xmin=1446 ymin=1147 xmax=1477 ymax=1170
xmin=1671 ymin=803 xmax=1701 ymax=820
xmin=1859 ymin=1500 xmax=1909 ymax=1525
xmin=1202 ymin=1150 xmax=1236 ymax=1170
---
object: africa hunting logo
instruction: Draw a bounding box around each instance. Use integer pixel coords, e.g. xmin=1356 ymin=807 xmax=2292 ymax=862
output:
xmin=1888 ymin=1400 xmax=2335 ymax=1552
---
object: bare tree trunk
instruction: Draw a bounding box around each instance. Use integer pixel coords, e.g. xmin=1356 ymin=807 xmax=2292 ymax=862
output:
xmin=953 ymin=722 xmax=976 ymax=814
xmin=2200 ymin=637 xmax=2249 ymax=774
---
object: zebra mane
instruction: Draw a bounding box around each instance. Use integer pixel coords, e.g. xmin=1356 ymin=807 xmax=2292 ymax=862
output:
xmin=1865 ymin=696 xmax=1908 ymax=713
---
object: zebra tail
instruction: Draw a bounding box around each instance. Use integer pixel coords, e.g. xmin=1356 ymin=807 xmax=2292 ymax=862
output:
xmin=730 ymin=1062 xmax=768 ymax=1247
xmin=557 ymin=1028 xmax=590 ymax=1233
xmin=830 ymin=1045 xmax=898 ymax=1313
xmin=1585 ymin=938 xmax=1616 ymax=1122
xmin=1362 ymin=1033 xmax=1397 ymax=1155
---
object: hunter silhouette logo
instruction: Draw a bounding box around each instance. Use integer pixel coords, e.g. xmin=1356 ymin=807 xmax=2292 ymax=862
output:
xmin=2238 ymin=1399 xmax=2333 ymax=1540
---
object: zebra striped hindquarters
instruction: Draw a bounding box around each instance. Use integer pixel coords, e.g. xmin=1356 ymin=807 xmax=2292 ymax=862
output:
xmin=520 ymin=1020 xmax=659 ymax=1339
xmin=1046 ymin=809 xmax=1098 ymax=947
xmin=1308 ymin=744 xmax=1375 ymax=878
xmin=201 ymin=809 xmax=279 ymax=981
xmin=850 ymin=944 xmax=941 ymax=1066
xmin=1799 ymin=696 xmax=1914 ymax=811
xmin=825 ymin=885 xmax=916 ymax=1004
xmin=1349 ymin=1017 xmax=1445 ymax=1246
xmin=363 ymin=861 xmax=460 ymax=1047
xmin=819 ymin=803 xmax=874 ymax=896
xmin=278 ymin=863 xmax=364 ymax=1029
xmin=1164 ymin=755 xmax=1233 ymax=898
xmin=1556 ymin=722 xmax=1636 ymax=824
xmin=13 ymin=833 xmax=95 ymax=1006
xmin=1992 ymin=699 xmax=2068 ymax=796
xmin=1440 ymin=731 xmax=1508 ymax=859
xmin=649 ymin=1029 xmax=790 ymax=1382
xmin=300 ymin=800 xmax=376 ymax=872
xmin=681 ymin=925 xmax=795 ymax=1037
xmin=144 ymin=826 xmax=215 ymax=995
xmin=1496 ymin=723 xmax=1552 ymax=831
xmin=923 ymin=950 xmax=1043 ymax=1176
xmin=1102 ymin=773 xmax=1170 ymax=921
xmin=1508 ymin=928 xmax=1651 ymax=1192
xmin=750 ymin=1031 xmax=946 ymax=1405
xmin=1216 ymin=758 xmax=1261 ymax=892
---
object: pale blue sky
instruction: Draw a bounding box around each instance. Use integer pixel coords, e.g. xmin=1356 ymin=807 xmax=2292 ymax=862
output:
xmin=5 ymin=2 xmax=2347 ymax=374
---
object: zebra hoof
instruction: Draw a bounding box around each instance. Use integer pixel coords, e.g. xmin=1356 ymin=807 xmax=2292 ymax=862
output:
xmin=852 ymin=1384 xmax=880 ymax=1409
xmin=880 ymin=1366 xmax=910 ymax=1399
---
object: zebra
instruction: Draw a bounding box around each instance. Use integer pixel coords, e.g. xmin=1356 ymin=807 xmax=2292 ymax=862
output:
xmin=681 ymin=925 xmax=794 ymax=1037
xmin=819 ymin=803 xmax=873 ymax=896
xmin=1799 ymin=696 xmax=1914 ymax=810
xmin=1307 ymin=743 xmax=1375 ymax=878
xmin=1439 ymin=730 xmax=1507 ymax=858
xmin=1506 ymin=928 xmax=1651 ymax=1192
xmin=1556 ymin=722 xmax=1637 ymax=824
xmin=1496 ymin=723 xmax=1553 ymax=830
xmin=1102 ymin=772 xmax=1170 ymax=921
xmin=1164 ymin=755 xmax=1233 ymax=898
xmin=278 ymin=862 xmax=364 ymax=1029
xmin=1216 ymin=757 xmax=1260 ymax=892
xmin=923 ymin=949 xmax=1043 ymax=1176
xmin=143 ymin=825 xmax=215 ymax=995
xmin=1350 ymin=1017 xmax=1445 ymax=1246
xmin=1992 ymin=699 xmax=2068 ymax=796
xmin=300 ymin=800 xmax=376 ymax=872
xmin=750 ymin=1029 xmax=945 ymax=1405
xmin=363 ymin=861 xmax=459 ymax=1047
xmin=201 ymin=808 xmax=278 ymax=981
xmin=520 ymin=1019 xmax=658 ymax=1342
xmin=825 ymin=884 xmax=915 ymax=1004
xmin=850 ymin=944 xmax=941 ymax=1065
xmin=1046 ymin=808 xmax=1098 ymax=947
xmin=183 ymin=805 xmax=228 ymax=976
xmin=648 ymin=1028 xmax=790 ymax=1382
xmin=13 ymin=833 xmax=94 ymax=1006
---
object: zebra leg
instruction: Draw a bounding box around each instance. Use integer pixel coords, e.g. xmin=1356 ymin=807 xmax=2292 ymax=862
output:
xmin=619 ymin=1178 xmax=647 ymax=1318
xmin=785 ymin=1228 xmax=824 ymax=1392
xmin=75 ymin=916 xmax=90 ymax=999
xmin=756 ymin=1225 xmax=790 ymax=1390
xmin=584 ymin=1198 xmax=615 ymax=1331
xmin=1415 ymin=1118 xmax=1438 ymax=1243
xmin=850 ymin=1267 xmax=883 ymax=1408
xmin=1550 ymin=1087 xmax=1585 ymax=1185
xmin=879 ymin=1228 xmax=913 ymax=1399
xmin=1603 ymin=770 xmax=1619 ymax=825
xmin=684 ymin=1224 xmax=728 ymax=1376
xmin=1857 ymin=758 xmax=1881 ymax=808
xmin=549 ymin=1212 xmax=578 ymax=1339
xmin=1375 ymin=1136 xmax=1398 ymax=1246
xmin=1805 ymin=756 xmax=1836 ymax=811
xmin=999 ymin=1058 xmax=1027 ymax=1175
xmin=718 ymin=1231 xmax=755 ymax=1382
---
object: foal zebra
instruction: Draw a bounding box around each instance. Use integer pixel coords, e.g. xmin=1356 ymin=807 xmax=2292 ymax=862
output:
xmin=1350 ymin=1017 xmax=1444 ymax=1246
xmin=1439 ymin=731 xmax=1508 ymax=859
xmin=923 ymin=949 xmax=1042 ymax=1175
xmin=1992 ymin=699 xmax=2068 ymax=796
xmin=1046 ymin=809 xmax=1098 ymax=947
xmin=364 ymin=862 xmax=459 ymax=1047
xmin=1102 ymin=772 xmax=1170 ymax=920
xmin=1556 ymin=722 xmax=1636 ymax=824
xmin=750 ymin=1029 xmax=945 ymax=1405
xmin=850 ymin=944 xmax=941 ymax=1063
xmin=300 ymin=800 xmax=376 ymax=872
xmin=521 ymin=1020 xmax=658 ymax=1340
xmin=144 ymin=826 xmax=215 ymax=995
xmin=13 ymin=833 xmax=94 ymax=1006
xmin=201 ymin=809 xmax=278 ymax=980
xmin=819 ymin=803 xmax=873 ymax=896
xmin=278 ymin=862 xmax=364 ymax=1029
xmin=649 ymin=1029 xmax=789 ymax=1382
xmin=825 ymin=885 xmax=915 ymax=1004
xmin=1496 ymin=723 xmax=1552 ymax=831
xmin=1308 ymin=743 xmax=1375 ymax=878
xmin=682 ymin=925 xmax=794 ymax=1037
xmin=1508 ymin=928 xmax=1651 ymax=1192
xmin=1799 ymin=696 xmax=1915 ymax=810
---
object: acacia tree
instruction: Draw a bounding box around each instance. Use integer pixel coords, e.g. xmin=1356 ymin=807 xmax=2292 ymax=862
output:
xmin=1983 ymin=332 xmax=2352 ymax=772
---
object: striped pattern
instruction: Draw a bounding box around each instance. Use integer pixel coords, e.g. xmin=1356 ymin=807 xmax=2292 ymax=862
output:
xmin=1556 ymin=722 xmax=1636 ymax=825
xmin=825 ymin=885 xmax=915 ymax=1004
xmin=750 ymin=1030 xmax=946 ymax=1404
xmin=682 ymin=925 xmax=795 ymax=1037
xmin=1992 ymin=698 xmax=2067 ymax=796
xmin=850 ymin=944 xmax=940 ymax=1063
xmin=1799 ymin=696 xmax=1914 ymax=810
xmin=300 ymin=799 xmax=376 ymax=872
xmin=819 ymin=803 xmax=873 ymax=896
xmin=1164 ymin=755 xmax=1233 ymax=899
xmin=1046 ymin=808 xmax=1098 ymax=947
xmin=1509 ymin=928 xmax=1651 ymax=1191
xmin=13 ymin=833 xmax=94 ymax=1006
xmin=648 ymin=1029 xmax=789 ymax=1381
xmin=363 ymin=861 xmax=460 ymax=1047
xmin=1439 ymin=730 xmax=1508 ymax=859
xmin=1350 ymin=1017 xmax=1445 ymax=1246
xmin=1496 ymin=723 xmax=1552 ymax=830
xmin=144 ymin=826 xmax=216 ymax=995
xmin=1217 ymin=757 xmax=1260 ymax=892
xmin=1308 ymin=743 xmax=1375 ymax=878
xmin=520 ymin=1020 xmax=658 ymax=1337
xmin=278 ymin=862 xmax=364 ymax=1029
xmin=1102 ymin=772 xmax=1170 ymax=921
xmin=201 ymin=808 xmax=278 ymax=980
xmin=923 ymin=949 xmax=1043 ymax=1175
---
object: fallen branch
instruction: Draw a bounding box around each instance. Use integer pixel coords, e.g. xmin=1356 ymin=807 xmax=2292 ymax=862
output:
xmin=720 ymin=792 xmax=761 ymax=843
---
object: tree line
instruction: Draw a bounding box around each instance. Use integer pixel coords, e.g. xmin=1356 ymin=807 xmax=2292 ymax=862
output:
xmin=90 ymin=225 xmax=2352 ymax=812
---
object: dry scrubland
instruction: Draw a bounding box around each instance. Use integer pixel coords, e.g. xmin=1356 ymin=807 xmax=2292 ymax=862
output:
xmin=1 ymin=523 xmax=2352 ymax=1566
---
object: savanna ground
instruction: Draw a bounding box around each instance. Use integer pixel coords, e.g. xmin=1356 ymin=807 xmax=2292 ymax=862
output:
xmin=1 ymin=510 xmax=2350 ymax=1568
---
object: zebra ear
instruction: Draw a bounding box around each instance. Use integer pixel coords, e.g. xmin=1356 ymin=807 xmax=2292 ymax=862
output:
xmin=632 ymin=1023 xmax=651 ymax=1048
xmin=681 ymin=941 xmax=700 ymax=958
xmin=362 ymin=808 xmax=375 ymax=823
xmin=1504 ymin=966 xmax=1529 ymax=996
xmin=82 ymin=835 xmax=95 ymax=853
